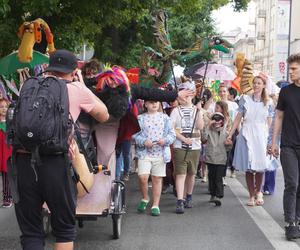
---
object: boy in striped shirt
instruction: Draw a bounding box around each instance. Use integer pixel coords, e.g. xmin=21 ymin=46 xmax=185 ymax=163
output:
xmin=170 ymin=81 xmax=204 ymax=214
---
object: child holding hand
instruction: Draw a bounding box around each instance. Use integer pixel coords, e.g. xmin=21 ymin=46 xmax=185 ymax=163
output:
xmin=202 ymin=101 xmax=232 ymax=206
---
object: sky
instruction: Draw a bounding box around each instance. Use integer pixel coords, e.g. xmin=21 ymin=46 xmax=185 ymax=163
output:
xmin=212 ymin=0 xmax=256 ymax=34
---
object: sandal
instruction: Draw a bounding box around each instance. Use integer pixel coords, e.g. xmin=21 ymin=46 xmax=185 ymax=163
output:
xmin=255 ymin=192 xmax=264 ymax=206
xmin=246 ymin=198 xmax=255 ymax=206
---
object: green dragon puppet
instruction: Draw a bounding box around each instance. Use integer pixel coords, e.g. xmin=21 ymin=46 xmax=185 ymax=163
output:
xmin=127 ymin=10 xmax=234 ymax=89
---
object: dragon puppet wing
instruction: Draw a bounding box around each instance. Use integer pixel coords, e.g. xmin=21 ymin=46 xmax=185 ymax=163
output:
xmin=152 ymin=10 xmax=173 ymax=56
xmin=152 ymin=10 xmax=184 ymax=60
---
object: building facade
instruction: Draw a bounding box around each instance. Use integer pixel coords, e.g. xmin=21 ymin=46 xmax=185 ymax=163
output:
xmin=253 ymin=0 xmax=290 ymax=82
xmin=290 ymin=0 xmax=300 ymax=55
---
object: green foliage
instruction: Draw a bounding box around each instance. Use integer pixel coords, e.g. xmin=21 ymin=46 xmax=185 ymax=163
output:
xmin=0 ymin=0 xmax=250 ymax=68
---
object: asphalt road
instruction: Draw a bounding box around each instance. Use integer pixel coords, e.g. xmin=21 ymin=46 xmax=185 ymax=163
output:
xmin=1 ymin=169 xmax=300 ymax=250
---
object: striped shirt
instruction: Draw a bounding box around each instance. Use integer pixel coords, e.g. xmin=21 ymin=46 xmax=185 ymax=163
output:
xmin=170 ymin=105 xmax=201 ymax=150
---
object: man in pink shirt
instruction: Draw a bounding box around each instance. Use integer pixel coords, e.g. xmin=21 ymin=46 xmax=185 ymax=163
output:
xmin=14 ymin=50 xmax=109 ymax=250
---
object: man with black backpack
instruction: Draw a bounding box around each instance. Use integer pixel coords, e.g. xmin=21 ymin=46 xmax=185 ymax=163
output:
xmin=10 ymin=50 xmax=109 ymax=250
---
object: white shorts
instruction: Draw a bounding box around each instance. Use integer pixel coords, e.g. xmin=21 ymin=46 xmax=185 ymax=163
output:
xmin=137 ymin=156 xmax=166 ymax=177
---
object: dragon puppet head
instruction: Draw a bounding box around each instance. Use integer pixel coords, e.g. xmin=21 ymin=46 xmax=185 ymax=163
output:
xmin=96 ymin=65 xmax=130 ymax=92
xmin=209 ymin=36 xmax=233 ymax=54
xmin=17 ymin=18 xmax=55 ymax=63
xmin=178 ymin=36 xmax=234 ymax=65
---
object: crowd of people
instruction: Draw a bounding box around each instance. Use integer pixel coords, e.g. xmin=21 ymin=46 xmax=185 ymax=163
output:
xmin=0 ymin=50 xmax=300 ymax=249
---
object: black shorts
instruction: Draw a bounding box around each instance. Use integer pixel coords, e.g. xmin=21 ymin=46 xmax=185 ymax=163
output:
xmin=15 ymin=153 xmax=77 ymax=249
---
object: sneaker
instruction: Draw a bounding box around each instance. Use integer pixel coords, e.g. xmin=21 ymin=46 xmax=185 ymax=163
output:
xmin=151 ymin=206 xmax=160 ymax=216
xmin=223 ymin=177 xmax=227 ymax=186
xmin=176 ymin=200 xmax=185 ymax=214
xmin=214 ymin=197 xmax=222 ymax=206
xmin=230 ymin=171 xmax=236 ymax=178
xmin=122 ymin=175 xmax=129 ymax=181
xmin=184 ymin=199 xmax=193 ymax=208
xmin=201 ymin=176 xmax=207 ymax=183
xmin=2 ymin=202 xmax=12 ymax=208
xmin=209 ymin=196 xmax=221 ymax=206
xmin=285 ymin=224 xmax=300 ymax=240
xmin=209 ymin=196 xmax=216 ymax=202
xmin=263 ymin=190 xmax=270 ymax=195
xmin=137 ymin=199 xmax=149 ymax=213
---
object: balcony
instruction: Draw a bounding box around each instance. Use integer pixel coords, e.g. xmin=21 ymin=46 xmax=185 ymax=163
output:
xmin=257 ymin=32 xmax=265 ymax=40
xmin=258 ymin=9 xmax=266 ymax=18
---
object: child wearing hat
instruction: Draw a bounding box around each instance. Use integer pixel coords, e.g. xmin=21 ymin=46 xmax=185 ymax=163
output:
xmin=202 ymin=101 xmax=232 ymax=206
xmin=170 ymin=81 xmax=204 ymax=214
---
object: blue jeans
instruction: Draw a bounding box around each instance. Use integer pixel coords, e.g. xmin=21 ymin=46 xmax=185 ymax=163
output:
xmin=263 ymin=170 xmax=276 ymax=194
xmin=116 ymin=140 xmax=132 ymax=178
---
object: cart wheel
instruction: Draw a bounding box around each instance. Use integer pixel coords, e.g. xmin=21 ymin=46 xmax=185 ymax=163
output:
xmin=42 ymin=208 xmax=51 ymax=235
xmin=112 ymin=214 xmax=122 ymax=239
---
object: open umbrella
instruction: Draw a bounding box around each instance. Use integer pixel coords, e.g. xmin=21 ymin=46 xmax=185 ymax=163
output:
xmin=195 ymin=63 xmax=236 ymax=81
xmin=0 ymin=50 xmax=49 ymax=76
xmin=184 ymin=62 xmax=205 ymax=80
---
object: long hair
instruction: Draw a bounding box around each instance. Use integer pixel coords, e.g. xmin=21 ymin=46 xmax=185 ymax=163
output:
xmin=215 ymin=101 xmax=229 ymax=122
xmin=253 ymin=76 xmax=269 ymax=106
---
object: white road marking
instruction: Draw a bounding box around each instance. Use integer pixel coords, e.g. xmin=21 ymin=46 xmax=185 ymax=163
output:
xmin=227 ymin=177 xmax=300 ymax=250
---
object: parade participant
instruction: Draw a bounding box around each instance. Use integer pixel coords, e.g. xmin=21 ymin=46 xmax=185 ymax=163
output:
xmin=263 ymin=95 xmax=280 ymax=195
xmin=218 ymin=84 xmax=238 ymax=180
xmin=116 ymin=103 xmax=139 ymax=181
xmin=13 ymin=50 xmax=109 ymax=250
xmin=271 ymin=53 xmax=300 ymax=240
xmin=0 ymin=98 xmax=12 ymax=208
xmin=170 ymin=82 xmax=204 ymax=214
xmin=228 ymin=87 xmax=238 ymax=102
xmin=133 ymin=101 xmax=175 ymax=216
xmin=218 ymin=85 xmax=238 ymax=126
xmin=227 ymin=76 xmax=273 ymax=207
xmin=198 ymin=89 xmax=213 ymax=182
xmin=81 ymin=59 xmax=102 ymax=89
xmin=202 ymin=101 xmax=232 ymax=206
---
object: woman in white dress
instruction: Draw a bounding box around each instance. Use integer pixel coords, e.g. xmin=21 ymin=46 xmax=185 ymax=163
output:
xmin=226 ymin=76 xmax=273 ymax=206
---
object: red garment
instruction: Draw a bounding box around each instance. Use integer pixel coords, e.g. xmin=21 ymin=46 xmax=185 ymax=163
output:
xmin=0 ymin=130 xmax=12 ymax=173
xmin=116 ymin=104 xmax=140 ymax=145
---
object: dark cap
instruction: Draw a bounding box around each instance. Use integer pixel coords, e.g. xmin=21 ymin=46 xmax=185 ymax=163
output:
xmin=45 ymin=49 xmax=77 ymax=74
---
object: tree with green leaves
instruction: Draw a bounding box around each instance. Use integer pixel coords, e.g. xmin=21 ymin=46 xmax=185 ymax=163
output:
xmin=0 ymin=0 xmax=250 ymax=67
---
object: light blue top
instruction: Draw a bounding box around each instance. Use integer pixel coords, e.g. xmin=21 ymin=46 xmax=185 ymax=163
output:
xmin=133 ymin=113 xmax=176 ymax=163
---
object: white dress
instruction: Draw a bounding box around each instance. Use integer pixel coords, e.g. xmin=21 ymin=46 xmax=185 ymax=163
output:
xmin=233 ymin=95 xmax=272 ymax=172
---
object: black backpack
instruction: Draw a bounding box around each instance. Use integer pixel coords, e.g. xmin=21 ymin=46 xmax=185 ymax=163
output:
xmin=9 ymin=76 xmax=72 ymax=155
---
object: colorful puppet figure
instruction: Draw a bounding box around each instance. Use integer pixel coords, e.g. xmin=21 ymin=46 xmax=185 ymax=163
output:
xmin=233 ymin=52 xmax=254 ymax=94
xmin=17 ymin=18 xmax=55 ymax=63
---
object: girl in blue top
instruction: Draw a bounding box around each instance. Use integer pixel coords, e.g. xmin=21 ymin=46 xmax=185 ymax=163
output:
xmin=133 ymin=100 xmax=176 ymax=216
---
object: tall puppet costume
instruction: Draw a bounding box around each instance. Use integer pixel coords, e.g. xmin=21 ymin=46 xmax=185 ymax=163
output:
xmin=0 ymin=99 xmax=12 ymax=207
xmin=94 ymin=66 xmax=130 ymax=165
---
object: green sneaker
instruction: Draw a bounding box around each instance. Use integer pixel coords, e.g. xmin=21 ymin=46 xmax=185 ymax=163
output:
xmin=151 ymin=206 xmax=160 ymax=216
xmin=137 ymin=199 xmax=149 ymax=212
